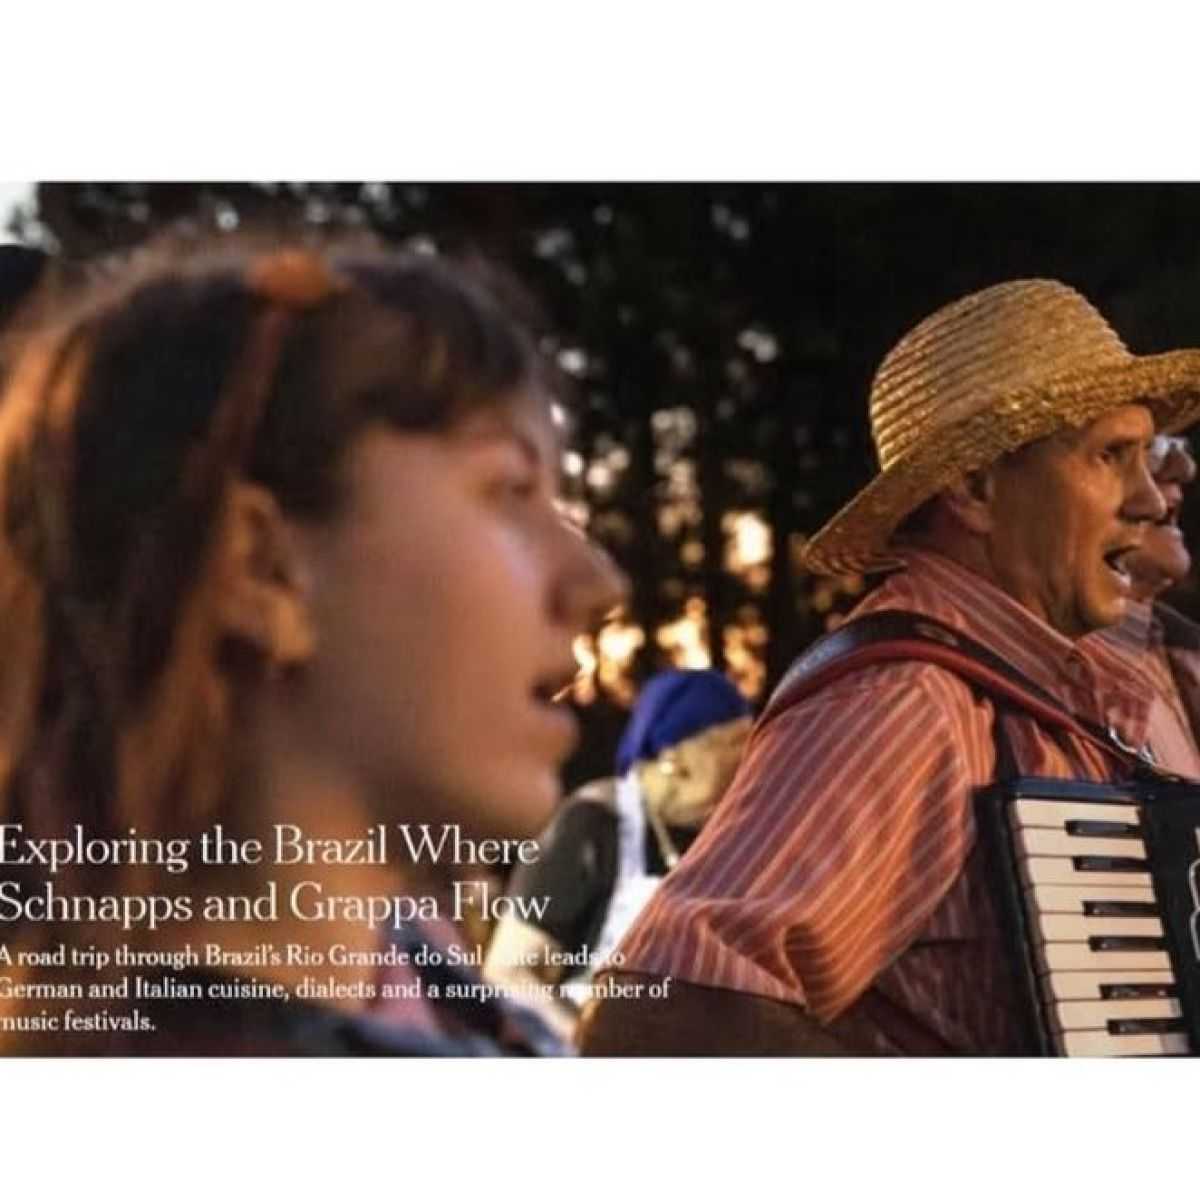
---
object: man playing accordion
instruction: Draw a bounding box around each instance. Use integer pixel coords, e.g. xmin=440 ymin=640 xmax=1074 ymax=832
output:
xmin=581 ymin=280 xmax=1200 ymax=1055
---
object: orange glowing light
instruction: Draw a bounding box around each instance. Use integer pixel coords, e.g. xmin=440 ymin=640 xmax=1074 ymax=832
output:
xmin=656 ymin=597 xmax=712 ymax=669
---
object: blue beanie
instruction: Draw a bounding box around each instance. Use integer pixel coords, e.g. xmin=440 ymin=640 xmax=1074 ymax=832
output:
xmin=615 ymin=669 xmax=750 ymax=775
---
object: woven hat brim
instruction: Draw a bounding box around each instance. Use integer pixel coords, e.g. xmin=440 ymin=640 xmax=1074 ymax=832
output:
xmin=801 ymin=348 xmax=1200 ymax=577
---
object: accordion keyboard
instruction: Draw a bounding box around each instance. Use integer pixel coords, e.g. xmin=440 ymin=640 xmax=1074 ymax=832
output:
xmin=1009 ymin=795 xmax=1190 ymax=1056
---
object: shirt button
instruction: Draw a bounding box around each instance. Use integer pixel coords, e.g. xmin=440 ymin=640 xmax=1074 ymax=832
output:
xmin=1106 ymin=723 xmax=1137 ymax=754
xmin=1106 ymin=723 xmax=1155 ymax=764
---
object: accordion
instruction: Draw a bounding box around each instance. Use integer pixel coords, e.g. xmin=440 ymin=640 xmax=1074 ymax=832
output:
xmin=978 ymin=776 xmax=1200 ymax=1056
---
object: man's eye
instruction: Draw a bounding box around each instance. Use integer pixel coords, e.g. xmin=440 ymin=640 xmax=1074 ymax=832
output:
xmin=493 ymin=473 xmax=539 ymax=501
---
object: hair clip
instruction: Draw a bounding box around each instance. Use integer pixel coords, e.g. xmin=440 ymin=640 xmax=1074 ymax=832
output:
xmin=245 ymin=248 xmax=346 ymax=310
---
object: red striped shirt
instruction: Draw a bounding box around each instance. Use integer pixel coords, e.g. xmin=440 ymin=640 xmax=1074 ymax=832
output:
xmin=611 ymin=550 xmax=1200 ymax=1054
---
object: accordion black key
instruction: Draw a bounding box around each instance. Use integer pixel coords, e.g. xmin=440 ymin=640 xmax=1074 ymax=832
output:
xmin=977 ymin=777 xmax=1200 ymax=1056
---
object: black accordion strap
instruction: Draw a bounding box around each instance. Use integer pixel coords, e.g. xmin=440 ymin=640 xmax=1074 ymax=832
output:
xmin=990 ymin=705 xmax=1022 ymax=784
xmin=762 ymin=610 xmax=1175 ymax=782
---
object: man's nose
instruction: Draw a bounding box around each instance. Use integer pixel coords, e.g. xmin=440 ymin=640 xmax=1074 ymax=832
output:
xmin=1159 ymin=481 xmax=1185 ymax=512
xmin=1162 ymin=441 xmax=1198 ymax=487
xmin=1126 ymin=456 xmax=1168 ymax=524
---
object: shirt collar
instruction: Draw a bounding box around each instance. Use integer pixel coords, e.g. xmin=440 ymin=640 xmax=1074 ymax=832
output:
xmin=1087 ymin=599 xmax=1156 ymax=657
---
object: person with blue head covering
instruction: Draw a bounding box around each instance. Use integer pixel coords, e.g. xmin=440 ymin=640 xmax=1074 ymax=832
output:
xmin=484 ymin=669 xmax=751 ymax=1040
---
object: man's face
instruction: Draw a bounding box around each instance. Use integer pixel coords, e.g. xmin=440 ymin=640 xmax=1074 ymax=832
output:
xmin=985 ymin=404 xmax=1165 ymax=638
xmin=1128 ymin=435 xmax=1196 ymax=601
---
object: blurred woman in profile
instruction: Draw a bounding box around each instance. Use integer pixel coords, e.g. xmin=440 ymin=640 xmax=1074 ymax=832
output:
xmin=0 ymin=236 xmax=624 ymax=1054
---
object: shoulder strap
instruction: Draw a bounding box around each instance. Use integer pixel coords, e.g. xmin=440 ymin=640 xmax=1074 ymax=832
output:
xmin=762 ymin=611 xmax=1158 ymax=776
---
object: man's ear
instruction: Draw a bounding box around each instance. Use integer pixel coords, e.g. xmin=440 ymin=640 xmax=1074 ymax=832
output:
xmin=215 ymin=482 xmax=316 ymax=670
xmin=939 ymin=468 xmax=997 ymax=536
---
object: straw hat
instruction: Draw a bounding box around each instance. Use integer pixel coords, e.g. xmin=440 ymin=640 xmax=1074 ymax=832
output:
xmin=801 ymin=279 xmax=1200 ymax=577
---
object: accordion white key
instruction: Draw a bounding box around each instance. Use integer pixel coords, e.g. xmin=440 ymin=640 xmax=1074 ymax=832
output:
xmin=977 ymin=777 xmax=1200 ymax=1056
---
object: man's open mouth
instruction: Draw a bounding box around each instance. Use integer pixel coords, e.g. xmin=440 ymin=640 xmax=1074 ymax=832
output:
xmin=1102 ymin=546 xmax=1135 ymax=584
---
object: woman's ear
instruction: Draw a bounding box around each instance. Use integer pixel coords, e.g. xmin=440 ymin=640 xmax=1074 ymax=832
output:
xmin=215 ymin=482 xmax=316 ymax=670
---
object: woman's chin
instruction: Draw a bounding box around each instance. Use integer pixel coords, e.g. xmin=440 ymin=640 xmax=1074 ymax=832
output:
xmin=467 ymin=770 xmax=561 ymax=840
